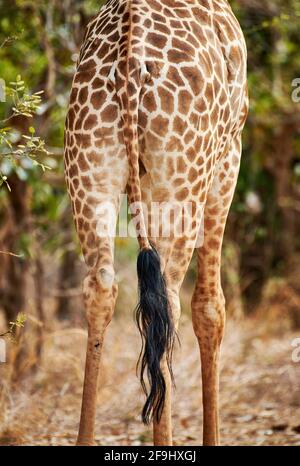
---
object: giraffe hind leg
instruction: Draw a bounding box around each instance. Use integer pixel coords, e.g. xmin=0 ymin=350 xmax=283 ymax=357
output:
xmin=77 ymin=243 xmax=118 ymax=445
xmin=152 ymin=238 xmax=197 ymax=446
xmin=65 ymin=127 xmax=128 ymax=444
xmin=191 ymin=134 xmax=243 ymax=446
xmin=73 ymin=195 xmax=125 ymax=445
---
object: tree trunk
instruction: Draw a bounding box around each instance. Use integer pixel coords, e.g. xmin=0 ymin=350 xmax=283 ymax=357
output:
xmin=0 ymin=174 xmax=31 ymax=324
xmin=271 ymin=121 xmax=296 ymax=262
xmin=56 ymin=209 xmax=81 ymax=321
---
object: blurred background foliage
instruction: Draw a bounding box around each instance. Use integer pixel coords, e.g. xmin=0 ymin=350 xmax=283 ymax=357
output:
xmin=0 ymin=0 xmax=300 ymax=342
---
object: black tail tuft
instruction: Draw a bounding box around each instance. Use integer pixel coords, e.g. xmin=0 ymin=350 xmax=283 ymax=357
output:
xmin=136 ymin=244 xmax=175 ymax=425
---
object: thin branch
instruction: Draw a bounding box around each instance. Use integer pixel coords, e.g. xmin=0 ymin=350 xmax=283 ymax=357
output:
xmin=0 ymin=250 xmax=23 ymax=257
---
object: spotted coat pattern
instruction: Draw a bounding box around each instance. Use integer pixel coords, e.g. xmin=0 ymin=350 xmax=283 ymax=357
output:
xmin=64 ymin=0 xmax=248 ymax=446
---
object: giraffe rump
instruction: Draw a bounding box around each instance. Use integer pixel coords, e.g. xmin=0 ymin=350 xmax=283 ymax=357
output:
xmin=136 ymin=243 xmax=175 ymax=424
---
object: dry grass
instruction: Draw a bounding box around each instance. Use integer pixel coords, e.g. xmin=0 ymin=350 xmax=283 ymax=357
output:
xmin=0 ymin=306 xmax=300 ymax=446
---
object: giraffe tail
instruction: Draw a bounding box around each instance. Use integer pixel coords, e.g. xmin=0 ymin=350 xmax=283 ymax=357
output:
xmin=123 ymin=77 xmax=175 ymax=423
xmin=136 ymin=244 xmax=175 ymax=424
xmin=113 ymin=8 xmax=175 ymax=423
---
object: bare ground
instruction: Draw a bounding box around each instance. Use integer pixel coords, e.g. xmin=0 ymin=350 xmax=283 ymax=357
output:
xmin=0 ymin=309 xmax=300 ymax=446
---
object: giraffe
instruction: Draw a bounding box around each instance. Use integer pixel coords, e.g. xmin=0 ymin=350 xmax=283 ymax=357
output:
xmin=64 ymin=0 xmax=248 ymax=446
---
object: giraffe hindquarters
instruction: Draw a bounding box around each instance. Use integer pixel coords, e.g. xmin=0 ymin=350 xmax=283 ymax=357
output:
xmin=191 ymin=133 xmax=243 ymax=446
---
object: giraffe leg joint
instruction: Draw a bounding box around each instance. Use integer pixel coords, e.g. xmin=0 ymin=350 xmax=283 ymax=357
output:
xmin=83 ymin=266 xmax=117 ymax=331
xmin=168 ymin=287 xmax=181 ymax=328
xmin=192 ymin=291 xmax=226 ymax=341
xmin=97 ymin=266 xmax=115 ymax=289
